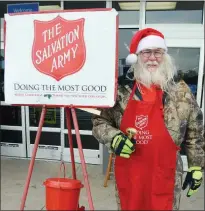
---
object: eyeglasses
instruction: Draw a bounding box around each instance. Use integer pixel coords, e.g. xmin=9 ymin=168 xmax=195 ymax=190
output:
xmin=140 ymin=50 xmax=164 ymax=58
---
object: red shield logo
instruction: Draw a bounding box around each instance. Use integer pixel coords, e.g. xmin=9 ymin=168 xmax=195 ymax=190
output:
xmin=32 ymin=16 xmax=86 ymax=81
xmin=135 ymin=115 xmax=148 ymax=130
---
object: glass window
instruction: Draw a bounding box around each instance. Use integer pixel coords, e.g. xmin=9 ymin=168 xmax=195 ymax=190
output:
xmin=0 ymin=106 xmax=22 ymax=126
xmin=29 ymin=107 xmax=60 ymax=128
xmin=64 ymin=134 xmax=99 ymax=150
xmin=119 ymin=29 xmax=139 ymax=60
xmin=0 ymin=49 xmax=4 ymax=101
xmin=118 ymin=29 xmax=139 ymax=77
xmin=146 ymin=1 xmax=204 ymax=24
xmin=200 ymin=67 xmax=204 ymax=108
xmin=30 ymin=131 xmax=60 ymax=146
xmin=0 ymin=49 xmax=22 ymax=127
xmin=168 ymin=47 xmax=200 ymax=97
xmin=64 ymin=109 xmax=93 ymax=131
xmin=39 ymin=1 xmax=60 ymax=7
xmin=112 ymin=1 xmax=140 ymax=25
xmin=64 ymin=1 xmax=106 ymax=9
xmin=1 ymin=18 xmax=3 ymax=42
xmin=1 ymin=130 xmax=22 ymax=143
xmin=200 ymin=66 xmax=205 ymax=108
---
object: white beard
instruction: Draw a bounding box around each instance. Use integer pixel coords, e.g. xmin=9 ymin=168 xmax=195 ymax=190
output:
xmin=133 ymin=54 xmax=177 ymax=91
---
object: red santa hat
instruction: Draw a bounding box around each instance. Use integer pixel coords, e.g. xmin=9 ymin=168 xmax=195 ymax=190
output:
xmin=126 ymin=28 xmax=167 ymax=65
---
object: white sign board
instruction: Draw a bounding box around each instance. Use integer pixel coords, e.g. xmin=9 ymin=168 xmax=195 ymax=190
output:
xmin=4 ymin=9 xmax=118 ymax=108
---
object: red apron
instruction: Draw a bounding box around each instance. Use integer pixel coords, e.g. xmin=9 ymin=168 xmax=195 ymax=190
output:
xmin=115 ymin=82 xmax=180 ymax=210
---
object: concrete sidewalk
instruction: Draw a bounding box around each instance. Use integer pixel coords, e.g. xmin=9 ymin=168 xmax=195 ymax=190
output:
xmin=1 ymin=157 xmax=204 ymax=210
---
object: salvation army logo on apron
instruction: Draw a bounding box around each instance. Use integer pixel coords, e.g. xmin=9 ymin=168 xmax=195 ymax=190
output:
xmin=32 ymin=15 xmax=86 ymax=81
xmin=135 ymin=115 xmax=148 ymax=130
xmin=135 ymin=115 xmax=152 ymax=144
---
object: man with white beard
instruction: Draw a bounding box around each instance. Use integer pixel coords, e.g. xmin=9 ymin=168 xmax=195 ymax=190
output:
xmin=92 ymin=28 xmax=204 ymax=210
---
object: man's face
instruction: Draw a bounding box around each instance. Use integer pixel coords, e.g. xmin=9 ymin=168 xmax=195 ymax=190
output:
xmin=134 ymin=49 xmax=175 ymax=90
xmin=139 ymin=48 xmax=164 ymax=72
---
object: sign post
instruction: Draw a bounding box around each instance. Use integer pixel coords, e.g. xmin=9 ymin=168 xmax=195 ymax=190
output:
xmin=4 ymin=8 xmax=118 ymax=210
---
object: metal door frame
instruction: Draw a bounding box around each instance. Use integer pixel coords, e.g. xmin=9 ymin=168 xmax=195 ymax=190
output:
xmin=25 ymin=107 xmax=100 ymax=164
xmin=1 ymin=39 xmax=27 ymax=157
xmin=1 ymin=102 xmax=27 ymax=157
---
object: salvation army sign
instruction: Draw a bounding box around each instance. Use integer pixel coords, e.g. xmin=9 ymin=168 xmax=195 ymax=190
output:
xmin=32 ymin=16 xmax=86 ymax=81
xmin=4 ymin=9 xmax=118 ymax=107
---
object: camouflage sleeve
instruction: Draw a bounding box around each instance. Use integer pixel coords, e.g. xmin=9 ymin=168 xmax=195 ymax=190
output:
xmin=91 ymin=103 xmax=121 ymax=151
xmin=185 ymin=90 xmax=204 ymax=169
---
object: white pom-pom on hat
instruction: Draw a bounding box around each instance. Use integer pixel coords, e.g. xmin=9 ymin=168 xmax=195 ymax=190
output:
xmin=125 ymin=28 xmax=167 ymax=65
xmin=126 ymin=53 xmax=138 ymax=65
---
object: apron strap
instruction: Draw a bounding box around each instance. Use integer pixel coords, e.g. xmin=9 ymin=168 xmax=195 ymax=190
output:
xmin=128 ymin=82 xmax=138 ymax=103
xmin=156 ymin=88 xmax=164 ymax=108
xmin=128 ymin=82 xmax=165 ymax=104
xmin=128 ymin=81 xmax=143 ymax=101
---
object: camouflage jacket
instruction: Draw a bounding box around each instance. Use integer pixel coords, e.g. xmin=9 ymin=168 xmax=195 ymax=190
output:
xmin=92 ymin=76 xmax=204 ymax=168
